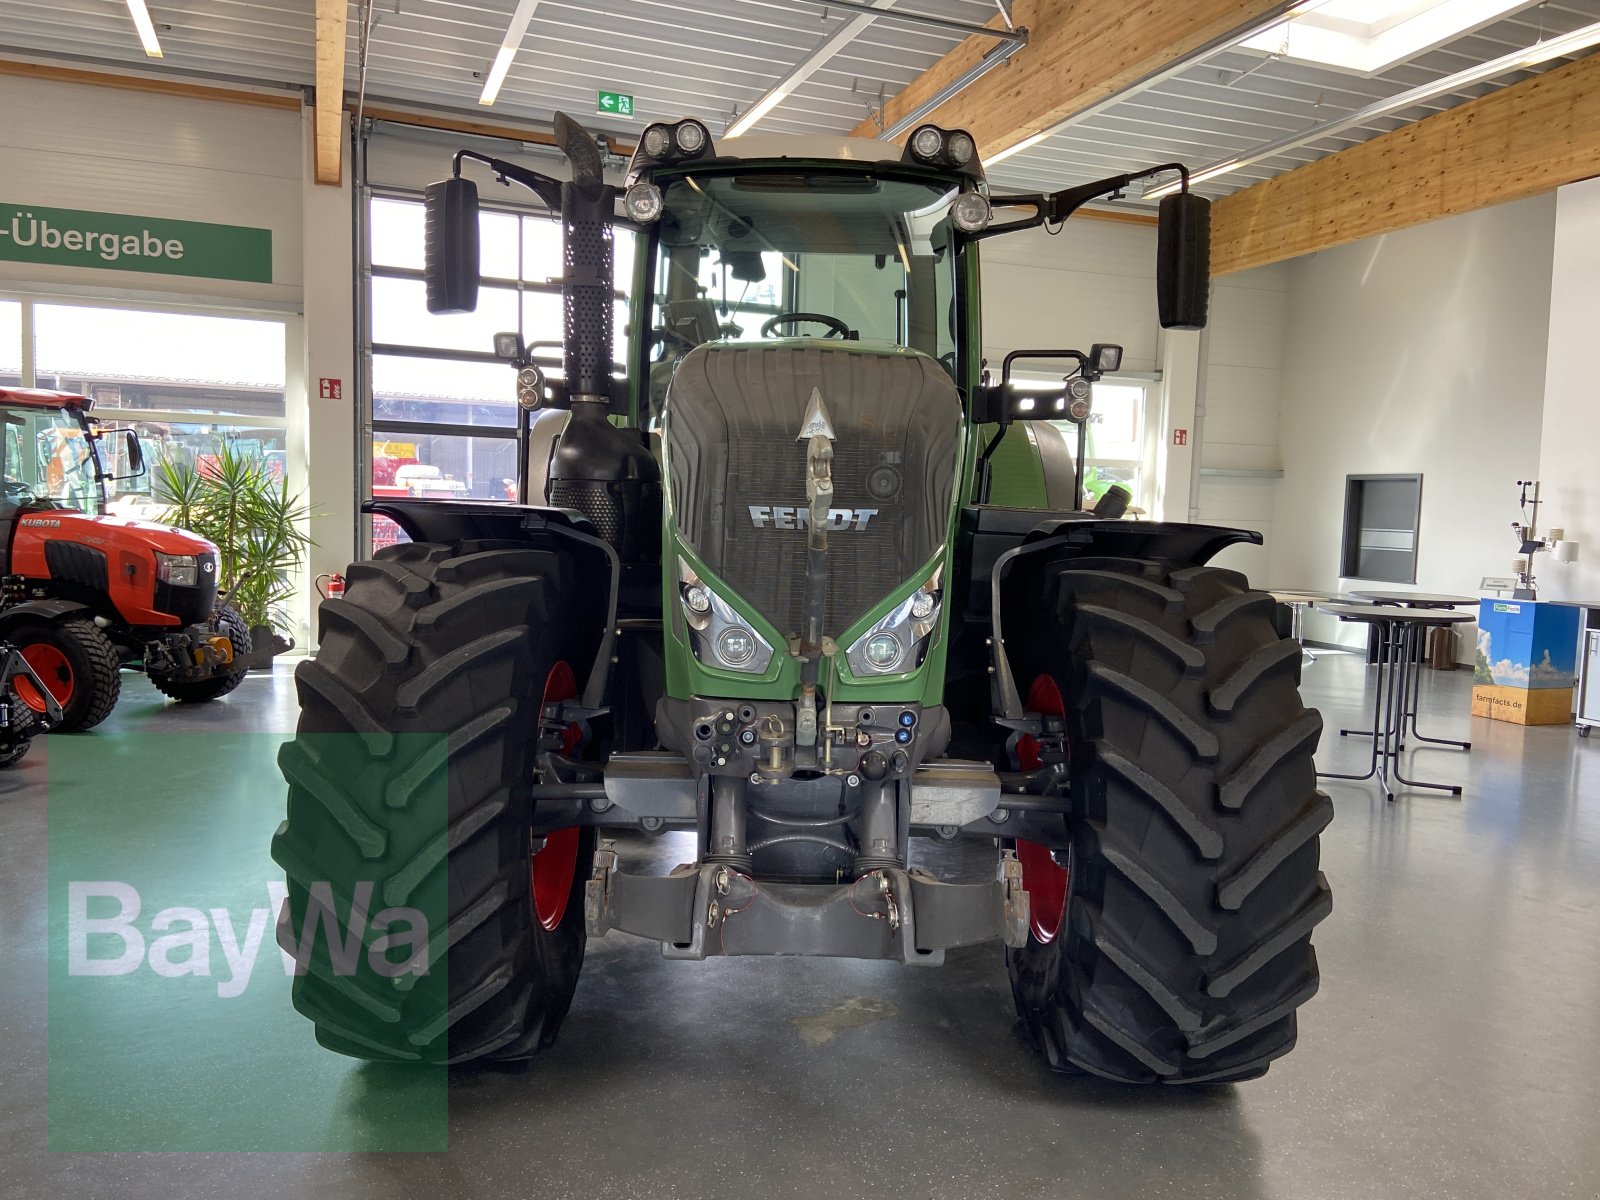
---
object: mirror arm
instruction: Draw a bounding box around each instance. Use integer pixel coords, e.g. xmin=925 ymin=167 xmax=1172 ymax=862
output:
xmin=453 ymin=150 xmax=564 ymax=211
xmin=980 ymin=164 xmax=1191 ymax=240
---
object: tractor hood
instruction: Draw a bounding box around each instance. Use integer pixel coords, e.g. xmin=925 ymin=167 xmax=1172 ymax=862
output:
xmin=18 ymin=510 xmax=220 ymax=557
xmin=663 ymin=341 xmax=962 ymax=641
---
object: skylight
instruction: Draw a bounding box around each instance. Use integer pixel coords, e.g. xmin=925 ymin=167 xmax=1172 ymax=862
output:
xmin=1241 ymin=0 xmax=1539 ymax=73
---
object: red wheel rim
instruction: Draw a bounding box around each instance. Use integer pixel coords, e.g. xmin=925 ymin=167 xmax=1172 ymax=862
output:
xmin=531 ymin=661 xmax=581 ymax=931
xmin=17 ymin=643 xmax=73 ymax=713
xmin=1017 ymin=673 xmax=1070 ymax=944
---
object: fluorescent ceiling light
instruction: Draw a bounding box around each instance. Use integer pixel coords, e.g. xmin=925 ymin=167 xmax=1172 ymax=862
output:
xmin=982 ymin=129 xmax=1052 ymax=167
xmin=1241 ymin=0 xmax=1535 ymax=73
xmin=1146 ymin=17 xmax=1600 ymax=198
xmin=479 ymin=0 xmax=541 ymax=107
xmin=729 ymin=0 xmax=897 ymax=136
xmin=125 ymin=0 xmax=163 ymax=58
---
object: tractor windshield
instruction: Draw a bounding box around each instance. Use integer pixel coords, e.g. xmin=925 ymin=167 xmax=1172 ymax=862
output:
xmin=650 ymin=170 xmax=960 ymax=379
xmin=1 ymin=404 xmax=102 ymax=514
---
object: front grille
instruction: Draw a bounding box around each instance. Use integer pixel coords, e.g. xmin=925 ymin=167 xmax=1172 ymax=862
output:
xmin=43 ymin=540 xmax=109 ymax=593
xmin=666 ymin=344 xmax=962 ymax=638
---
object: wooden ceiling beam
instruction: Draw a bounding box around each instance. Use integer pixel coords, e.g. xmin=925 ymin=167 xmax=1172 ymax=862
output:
xmin=314 ymin=0 xmax=348 ymax=185
xmin=849 ymin=0 xmax=1290 ymax=159
xmin=1210 ymin=51 xmax=1600 ymax=275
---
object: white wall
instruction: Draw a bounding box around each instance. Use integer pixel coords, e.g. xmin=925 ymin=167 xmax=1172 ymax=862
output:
xmin=1273 ymin=194 xmax=1558 ymax=658
xmin=0 ymin=75 xmax=335 ymax=643
xmin=979 ymin=217 xmax=1160 ymax=373
xmin=1536 ymin=175 xmax=1600 ymax=604
xmin=1194 ymin=261 xmax=1292 ymax=580
xmin=0 ymin=76 xmax=303 ymax=308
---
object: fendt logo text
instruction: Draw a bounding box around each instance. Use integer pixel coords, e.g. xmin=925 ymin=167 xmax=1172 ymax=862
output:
xmin=749 ymin=505 xmax=879 ymax=531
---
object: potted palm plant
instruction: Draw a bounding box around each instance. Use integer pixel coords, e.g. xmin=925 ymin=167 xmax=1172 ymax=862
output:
xmin=155 ymin=444 xmax=314 ymax=669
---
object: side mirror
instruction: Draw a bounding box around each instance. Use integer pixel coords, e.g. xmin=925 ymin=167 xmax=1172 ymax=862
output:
xmin=1156 ymin=192 xmax=1211 ymax=330
xmin=424 ymin=176 xmax=480 ymax=314
xmin=122 ymin=430 xmax=145 ymax=479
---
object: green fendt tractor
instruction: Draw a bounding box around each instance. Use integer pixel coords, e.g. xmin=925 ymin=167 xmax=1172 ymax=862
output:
xmin=273 ymin=113 xmax=1331 ymax=1084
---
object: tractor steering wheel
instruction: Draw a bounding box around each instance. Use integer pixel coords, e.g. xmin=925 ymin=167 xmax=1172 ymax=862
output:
xmin=760 ymin=312 xmax=853 ymax=340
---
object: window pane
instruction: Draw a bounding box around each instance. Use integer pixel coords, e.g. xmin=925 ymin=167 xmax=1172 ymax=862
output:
xmin=371 ymin=431 xmax=518 ymax=503
xmin=521 ymin=291 xmax=563 ymax=357
xmin=34 ymin=305 xmax=286 ymax=418
xmin=370 ymin=197 xmax=424 ymax=270
xmin=371 ymin=353 xmax=519 ymax=428
xmin=615 ymin=229 xmax=638 ymax=292
xmin=522 ymin=215 xmax=563 ymax=283
xmin=373 ymin=198 xmax=520 ymax=280
xmin=105 ymin=421 xmax=291 ymax=518
xmin=0 ymin=300 xmax=20 ymax=384
xmin=371 ymin=277 xmax=519 ymax=353
xmin=1088 ymin=383 xmax=1144 ymax=462
xmin=479 ymin=211 xmax=519 ymax=280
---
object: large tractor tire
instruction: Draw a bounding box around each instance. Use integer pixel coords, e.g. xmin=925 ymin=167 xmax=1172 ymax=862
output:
xmin=271 ymin=539 xmax=597 ymax=1064
xmin=11 ymin=617 xmax=121 ymax=732
xmin=148 ymin=607 xmax=253 ymax=703
xmin=1005 ymin=559 xmax=1332 ymax=1084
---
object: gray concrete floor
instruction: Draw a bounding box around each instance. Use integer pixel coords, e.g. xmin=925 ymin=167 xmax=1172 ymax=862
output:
xmin=3 ymin=651 xmax=1600 ymax=1198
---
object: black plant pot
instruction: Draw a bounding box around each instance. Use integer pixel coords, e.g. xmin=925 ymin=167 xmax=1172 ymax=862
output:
xmin=247 ymin=624 xmax=295 ymax=672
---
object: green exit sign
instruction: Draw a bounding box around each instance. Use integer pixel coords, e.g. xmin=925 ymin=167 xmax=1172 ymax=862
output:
xmin=597 ymin=90 xmax=635 ymax=118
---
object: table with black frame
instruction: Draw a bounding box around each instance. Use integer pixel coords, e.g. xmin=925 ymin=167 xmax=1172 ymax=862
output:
xmin=1268 ymin=589 xmax=1345 ymax=664
xmin=1317 ymin=603 xmax=1475 ymax=799
xmin=1344 ymin=590 xmax=1477 ymax=753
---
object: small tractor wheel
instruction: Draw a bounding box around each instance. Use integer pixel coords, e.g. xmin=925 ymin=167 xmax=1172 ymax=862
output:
xmin=272 ymin=539 xmax=597 ymax=1064
xmin=1004 ymin=559 xmax=1332 ymax=1084
xmin=0 ymin=739 xmax=33 ymax=768
xmin=10 ymin=617 xmax=122 ymax=732
xmin=148 ymin=607 xmax=253 ymax=703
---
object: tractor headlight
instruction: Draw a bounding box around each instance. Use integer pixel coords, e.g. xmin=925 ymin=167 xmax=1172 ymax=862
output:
xmin=625 ymin=182 xmax=664 ymax=223
xmin=845 ymin=571 xmax=943 ymax=678
xmin=950 ymin=192 xmax=992 ymax=232
xmin=674 ymin=119 xmax=709 ymax=154
xmin=904 ymin=124 xmax=982 ymax=171
xmin=642 ymin=124 xmax=674 ymax=159
xmin=910 ymin=125 xmax=945 ymax=161
xmin=863 ymin=633 xmax=904 ymax=672
xmin=678 ymin=560 xmax=774 ymax=674
xmin=716 ymin=626 xmax=758 ymax=668
xmin=154 ymin=552 xmax=199 ymax=588
xmin=632 ymin=120 xmax=714 ymax=180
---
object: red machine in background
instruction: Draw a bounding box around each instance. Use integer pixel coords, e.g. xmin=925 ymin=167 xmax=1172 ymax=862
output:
xmin=0 ymin=387 xmax=250 ymax=730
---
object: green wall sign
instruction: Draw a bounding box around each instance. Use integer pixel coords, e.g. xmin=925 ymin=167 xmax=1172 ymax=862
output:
xmin=0 ymin=202 xmax=272 ymax=284
xmin=597 ymin=89 xmax=635 ymax=117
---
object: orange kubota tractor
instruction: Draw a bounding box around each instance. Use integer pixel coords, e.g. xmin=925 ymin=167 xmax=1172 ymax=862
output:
xmin=0 ymin=387 xmax=250 ymax=730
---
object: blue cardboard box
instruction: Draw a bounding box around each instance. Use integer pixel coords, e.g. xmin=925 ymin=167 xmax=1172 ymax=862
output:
xmin=1473 ymin=599 xmax=1581 ymax=724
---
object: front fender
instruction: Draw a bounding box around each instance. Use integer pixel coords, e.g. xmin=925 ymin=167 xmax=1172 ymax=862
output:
xmin=360 ymin=499 xmax=621 ymax=710
xmin=985 ymin=516 xmax=1262 ymax=722
xmin=0 ymin=598 xmax=92 ymax=631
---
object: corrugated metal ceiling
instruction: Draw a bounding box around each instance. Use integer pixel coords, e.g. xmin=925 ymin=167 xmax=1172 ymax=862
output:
xmin=0 ymin=0 xmax=1595 ymax=197
xmin=985 ymin=1 xmax=1600 ymax=199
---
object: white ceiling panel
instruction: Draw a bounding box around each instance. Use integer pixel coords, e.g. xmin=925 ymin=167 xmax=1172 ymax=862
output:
xmin=0 ymin=0 xmax=1594 ymax=198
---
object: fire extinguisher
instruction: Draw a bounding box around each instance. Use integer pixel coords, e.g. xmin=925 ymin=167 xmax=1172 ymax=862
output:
xmin=315 ymin=572 xmax=346 ymax=600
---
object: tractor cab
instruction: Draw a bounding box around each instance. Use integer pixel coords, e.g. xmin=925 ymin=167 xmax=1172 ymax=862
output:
xmin=0 ymin=387 xmax=145 ymax=518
